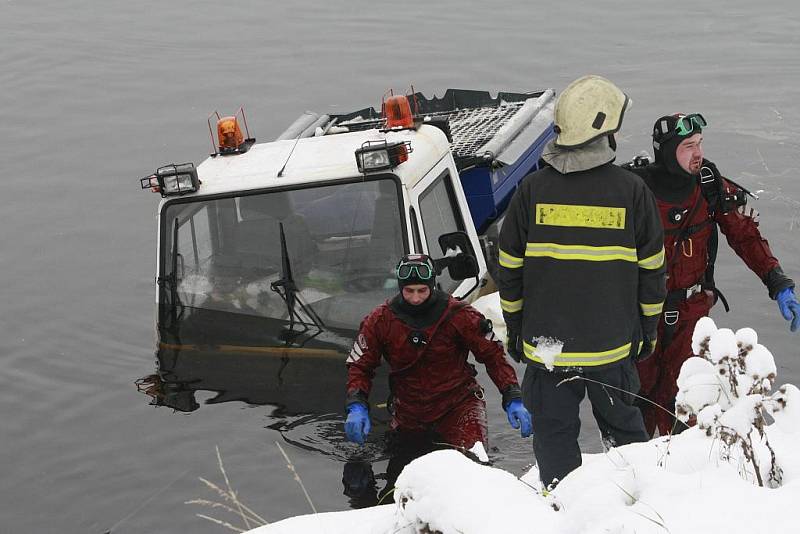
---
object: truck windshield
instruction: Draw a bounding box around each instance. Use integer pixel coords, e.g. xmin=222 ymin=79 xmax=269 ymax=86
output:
xmin=160 ymin=178 xmax=405 ymax=340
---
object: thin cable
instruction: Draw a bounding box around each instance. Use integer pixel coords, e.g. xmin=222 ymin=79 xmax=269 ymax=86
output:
xmin=556 ymin=374 xmax=687 ymax=426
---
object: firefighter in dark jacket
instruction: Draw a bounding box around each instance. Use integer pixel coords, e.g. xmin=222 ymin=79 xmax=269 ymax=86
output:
xmin=626 ymin=113 xmax=799 ymax=437
xmin=498 ymin=75 xmax=667 ymax=488
xmin=344 ymin=253 xmax=531 ymax=453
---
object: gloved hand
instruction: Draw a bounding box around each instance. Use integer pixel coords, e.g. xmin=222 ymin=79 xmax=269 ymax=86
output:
xmin=637 ymin=335 xmax=657 ymax=362
xmin=777 ymin=287 xmax=800 ymax=333
xmin=506 ymin=329 xmax=523 ymax=363
xmin=505 ymin=399 xmax=532 ymax=438
xmin=344 ymin=403 xmax=371 ymax=445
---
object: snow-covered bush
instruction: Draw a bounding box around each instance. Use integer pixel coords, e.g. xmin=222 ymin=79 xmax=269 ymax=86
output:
xmin=677 ymin=317 xmax=794 ymax=487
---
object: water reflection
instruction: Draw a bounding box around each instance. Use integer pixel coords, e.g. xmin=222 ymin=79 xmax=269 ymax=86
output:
xmin=134 ymin=337 xmax=546 ymax=514
xmin=341 ymin=431 xmax=462 ymax=508
xmin=267 ymin=412 xmax=387 ymax=459
xmin=269 ymin=413 xmax=454 ymax=509
xmin=135 ymin=343 xmax=405 ymax=510
xmin=134 ymin=342 xmax=472 ymax=511
xmin=266 ymin=411 xmax=395 ymax=508
xmin=136 ymin=373 xmax=199 ymax=413
xmin=137 ymin=343 xmax=391 ymax=414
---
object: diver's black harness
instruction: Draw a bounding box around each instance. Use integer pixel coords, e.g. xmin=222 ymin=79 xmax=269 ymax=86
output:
xmin=625 ymin=156 xmax=754 ymax=346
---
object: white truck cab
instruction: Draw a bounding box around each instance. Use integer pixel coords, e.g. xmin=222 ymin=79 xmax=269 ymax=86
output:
xmin=139 ymin=89 xmax=555 ymax=412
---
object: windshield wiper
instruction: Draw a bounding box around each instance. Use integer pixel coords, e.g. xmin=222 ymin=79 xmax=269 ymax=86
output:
xmin=270 ymin=222 xmax=325 ymax=345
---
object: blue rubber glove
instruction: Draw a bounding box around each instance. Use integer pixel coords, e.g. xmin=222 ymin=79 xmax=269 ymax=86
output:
xmin=344 ymin=403 xmax=371 ymax=445
xmin=505 ymin=399 xmax=532 ymax=438
xmin=777 ymin=287 xmax=800 ymax=333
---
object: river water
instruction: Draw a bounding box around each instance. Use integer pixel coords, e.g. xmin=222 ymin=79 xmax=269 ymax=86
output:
xmin=1 ymin=1 xmax=799 ymax=532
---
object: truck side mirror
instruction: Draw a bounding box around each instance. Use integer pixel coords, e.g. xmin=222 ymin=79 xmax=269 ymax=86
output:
xmin=446 ymin=254 xmax=479 ymax=281
xmin=435 ymin=231 xmax=479 ymax=281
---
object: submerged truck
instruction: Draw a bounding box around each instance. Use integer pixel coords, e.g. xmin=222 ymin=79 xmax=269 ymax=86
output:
xmin=138 ymin=88 xmax=555 ymax=413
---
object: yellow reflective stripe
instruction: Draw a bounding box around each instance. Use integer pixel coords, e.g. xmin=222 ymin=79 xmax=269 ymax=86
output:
xmin=535 ymin=203 xmax=626 ymax=230
xmin=500 ymin=298 xmax=523 ymax=313
xmin=522 ymin=340 xmax=632 ymax=367
xmin=638 ymin=247 xmax=665 ymax=270
xmin=525 ymin=242 xmax=637 ymax=263
xmin=640 ymin=301 xmax=664 ymax=317
xmin=499 ymin=249 xmax=524 ymax=269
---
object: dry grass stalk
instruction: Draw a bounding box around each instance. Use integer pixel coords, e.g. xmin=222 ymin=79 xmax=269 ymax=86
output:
xmin=612 ymin=479 xmax=670 ymax=532
xmin=192 ymin=477 xmax=268 ymax=524
xmin=390 ymin=521 xmax=415 ymax=534
xmin=186 ymin=446 xmax=269 ymax=531
xmin=195 ymin=513 xmax=246 ymax=533
xmin=216 ymin=445 xmax=251 ymax=529
xmin=377 ymin=487 xmax=396 ymax=505
xmin=275 ymin=440 xmax=318 ymax=513
xmin=186 ymin=499 xmax=266 ymax=524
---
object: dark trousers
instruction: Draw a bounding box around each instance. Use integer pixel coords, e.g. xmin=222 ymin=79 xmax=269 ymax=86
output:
xmin=522 ymin=358 xmax=649 ymax=488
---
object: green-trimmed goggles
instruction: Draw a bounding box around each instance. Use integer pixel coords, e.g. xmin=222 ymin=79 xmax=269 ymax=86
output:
xmin=396 ymin=258 xmax=435 ymax=280
xmin=656 ymin=113 xmax=707 ymax=144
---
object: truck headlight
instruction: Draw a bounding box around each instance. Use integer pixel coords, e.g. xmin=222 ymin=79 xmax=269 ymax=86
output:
xmin=141 ymin=163 xmax=199 ymax=197
xmin=355 ymin=141 xmax=412 ymax=173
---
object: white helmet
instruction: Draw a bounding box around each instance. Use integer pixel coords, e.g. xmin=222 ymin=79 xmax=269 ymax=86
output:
xmin=553 ymin=75 xmax=630 ymax=148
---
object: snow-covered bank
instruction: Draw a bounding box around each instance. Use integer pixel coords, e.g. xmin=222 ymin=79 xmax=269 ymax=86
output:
xmin=250 ymin=316 xmax=800 ymax=534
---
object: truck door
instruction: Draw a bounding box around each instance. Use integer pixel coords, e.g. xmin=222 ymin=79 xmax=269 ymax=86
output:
xmin=410 ymin=160 xmax=487 ymax=298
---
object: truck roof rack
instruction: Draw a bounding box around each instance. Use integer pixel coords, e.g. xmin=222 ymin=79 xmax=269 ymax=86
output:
xmin=330 ymin=89 xmax=550 ymax=170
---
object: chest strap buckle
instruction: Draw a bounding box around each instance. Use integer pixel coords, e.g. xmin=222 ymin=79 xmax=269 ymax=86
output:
xmin=664 ymin=310 xmax=680 ymax=326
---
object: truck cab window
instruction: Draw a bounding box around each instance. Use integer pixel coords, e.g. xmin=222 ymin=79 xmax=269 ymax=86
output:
xmin=176 ymin=206 xmax=212 ymax=272
xmin=418 ymin=172 xmax=465 ymax=293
